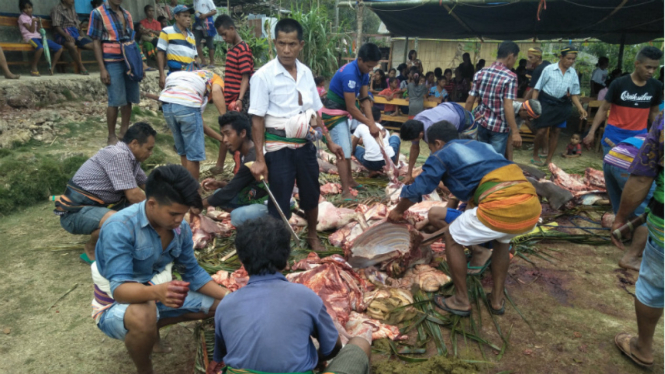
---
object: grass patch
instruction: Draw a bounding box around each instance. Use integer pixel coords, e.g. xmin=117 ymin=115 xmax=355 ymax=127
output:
xmin=142 ymin=145 xmax=167 ymax=171
xmin=61 ymin=88 xmax=73 ymax=101
xmin=0 ymin=149 xmax=12 ymax=158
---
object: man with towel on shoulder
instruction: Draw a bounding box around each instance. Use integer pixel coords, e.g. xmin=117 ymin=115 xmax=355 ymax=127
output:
xmin=531 ymin=47 xmax=588 ymax=167
xmin=388 ymin=121 xmax=541 ymax=317
xmin=248 ymin=18 xmax=343 ymax=251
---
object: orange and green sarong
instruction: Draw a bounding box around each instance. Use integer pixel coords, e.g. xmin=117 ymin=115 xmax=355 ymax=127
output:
xmin=470 ymin=164 xmax=541 ymax=235
xmin=321 ymin=91 xmax=359 ymax=131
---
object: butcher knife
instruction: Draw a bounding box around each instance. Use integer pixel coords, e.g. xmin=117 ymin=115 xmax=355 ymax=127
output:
xmin=244 ymin=162 xmax=300 ymax=244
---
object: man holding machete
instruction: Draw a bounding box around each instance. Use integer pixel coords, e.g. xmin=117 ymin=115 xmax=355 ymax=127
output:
xmin=248 ymin=18 xmax=343 ymax=250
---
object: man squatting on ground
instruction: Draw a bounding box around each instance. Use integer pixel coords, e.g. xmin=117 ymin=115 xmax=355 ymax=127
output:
xmin=207 ymin=216 xmax=372 ymax=374
xmin=248 ymin=19 xmax=344 ymax=251
xmin=92 ymin=165 xmax=228 ymax=374
xmin=389 ymin=121 xmax=541 ymax=316
xmin=54 ymin=123 xmax=156 ymax=264
xmin=351 ymin=107 xmax=401 ymax=177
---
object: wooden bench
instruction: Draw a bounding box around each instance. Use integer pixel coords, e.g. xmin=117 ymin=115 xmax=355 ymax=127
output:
xmin=0 ymin=15 xmax=95 ymax=73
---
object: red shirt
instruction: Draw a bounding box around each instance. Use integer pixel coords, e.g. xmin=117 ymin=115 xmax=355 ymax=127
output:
xmin=566 ymin=143 xmax=582 ymax=155
xmin=224 ymin=41 xmax=254 ymax=105
xmin=140 ymin=18 xmax=161 ymax=34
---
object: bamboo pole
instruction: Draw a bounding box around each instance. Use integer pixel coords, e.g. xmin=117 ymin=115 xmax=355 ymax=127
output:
xmin=356 ymin=0 xmax=364 ymax=56
xmin=403 ymin=36 xmax=409 ymax=63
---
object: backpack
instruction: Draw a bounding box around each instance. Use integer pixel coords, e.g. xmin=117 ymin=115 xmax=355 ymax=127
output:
xmin=121 ymin=41 xmax=144 ymax=82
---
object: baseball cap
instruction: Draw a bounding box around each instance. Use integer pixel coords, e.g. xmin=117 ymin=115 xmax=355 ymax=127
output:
xmin=173 ymin=5 xmax=195 ymax=14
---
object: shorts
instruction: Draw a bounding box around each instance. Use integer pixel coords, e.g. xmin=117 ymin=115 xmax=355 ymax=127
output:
xmin=635 ymin=237 xmax=664 ymax=309
xmin=324 ymin=344 xmax=370 ymax=374
xmin=60 ymin=206 xmax=111 ymax=235
xmin=449 ymin=207 xmax=532 ymax=246
xmin=97 ymin=291 xmax=214 ymax=341
xmin=477 ymin=125 xmax=509 ymax=156
xmin=163 ymin=103 xmax=206 ymax=162
xmin=105 ymin=61 xmax=140 ymax=107
xmin=603 ymin=162 xmax=655 ymax=215
xmin=330 ymin=120 xmax=352 ymax=159
xmin=29 ymin=38 xmax=63 ymax=52
xmin=194 ymin=29 xmax=215 ymax=50
xmin=54 ymin=26 xmax=92 ymax=48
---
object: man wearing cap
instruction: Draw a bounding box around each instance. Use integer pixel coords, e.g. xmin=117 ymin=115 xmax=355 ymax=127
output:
xmin=531 ymin=47 xmax=587 ymax=167
xmin=157 ymin=5 xmax=198 ymax=89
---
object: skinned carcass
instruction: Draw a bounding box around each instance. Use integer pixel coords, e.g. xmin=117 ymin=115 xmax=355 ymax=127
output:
xmin=211 ymin=266 xmax=249 ymax=291
xmin=387 ymin=264 xmax=451 ymax=292
xmin=317 ymin=158 xmax=338 ymax=174
xmin=527 ymin=177 xmax=574 ymax=210
xmin=316 ymin=202 xmax=362 ymax=231
xmin=585 ymin=167 xmax=606 ymax=190
xmin=345 ymin=311 xmax=405 ymax=342
xmin=320 ymin=183 xmax=343 ymax=195
xmin=190 ymin=213 xmax=221 ymax=249
xmin=328 ymin=203 xmax=387 ymax=248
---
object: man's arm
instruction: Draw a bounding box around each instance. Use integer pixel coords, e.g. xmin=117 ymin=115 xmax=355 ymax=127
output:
xmin=320 ymin=337 xmax=343 ymax=361
xmin=236 ymin=74 xmax=250 ymax=110
xmin=343 ymin=91 xmax=375 ymax=132
xmin=405 ymin=141 xmax=420 ymax=185
xmin=206 ymin=166 xmax=255 ymax=208
xmin=531 ymin=89 xmax=540 ymax=100
xmin=503 ymin=98 xmax=521 ymax=147
xmin=157 ymin=50 xmax=166 ymax=89
xmin=250 ymin=115 xmax=268 ymax=181
xmin=571 ymin=95 xmax=588 ymax=119
xmin=92 ymin=40 xmax=110 ymax=85
xmin=211 ymin=85 xmax=227 ymax=115
xmin=197 ymin=280 xmax=229 ymax=300
xmin=54 ymin=26 xmax=72 ymax=40
xmin=464 ymin=94 xmax=476 ymax=112
xmin=351 ymin=135 xmax=360 ymax=157
xmin=582 ymin=101 xmax=610 ymax=146
xmin=124 ymin=187 xmax=146 ymax=204
xmin=611 ymin=175 xmax=655 ymax=248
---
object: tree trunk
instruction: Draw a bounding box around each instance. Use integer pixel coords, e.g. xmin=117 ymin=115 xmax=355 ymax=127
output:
xmin=334 ymin=0 xmax=340 ymax=31
xmin=356 ymin=0 xmax=364 ymax=55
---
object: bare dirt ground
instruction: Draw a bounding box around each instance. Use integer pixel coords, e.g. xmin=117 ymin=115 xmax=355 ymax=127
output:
xmin=0 ymin=102 xmax=662 ymax=374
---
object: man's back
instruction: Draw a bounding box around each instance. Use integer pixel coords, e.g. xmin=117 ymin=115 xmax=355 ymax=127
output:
xmin=214 ymin=273 xmax=338 ymax=372
xmin=469 ymin=62 xmax=517 ymax=133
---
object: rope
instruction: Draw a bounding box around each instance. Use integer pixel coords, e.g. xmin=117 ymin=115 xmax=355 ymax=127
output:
xmin=562 ymin=0 xmax=655 ymax=9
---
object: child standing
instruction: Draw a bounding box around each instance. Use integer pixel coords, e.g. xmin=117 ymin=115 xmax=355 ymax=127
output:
xmin=315 ymin=76 xmax=327 ymax=100
xmin=377 ymin=77 xmax=401 ymax=115
xmin=428 ymin=76 xmax=449 ymax=102
xmin=562 ymin=133 xmax=582 ymax=158
xmin=407 ymin=72 xmax=428 ymax=117
xmin=18 ymin=0 xmax=63 ymax=76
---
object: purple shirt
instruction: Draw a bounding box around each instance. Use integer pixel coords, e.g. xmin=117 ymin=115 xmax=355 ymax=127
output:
xmin=603 ymin=134 xmax=647 ymax=171
xmin=629 ymin=117 xmax=664 ymax=178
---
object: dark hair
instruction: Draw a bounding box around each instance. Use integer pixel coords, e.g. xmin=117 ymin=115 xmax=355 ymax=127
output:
xmin=90 ymin=0 xmax=103 ymax=7
xmin=315 ymin=76 xmax=325 ymax=86
xmin=235 ymin=216 xmax=291 ymax=275
xmin=497 ymin=41 xmax=520 ymax=59
xmin=157 ymin=16 xmax=167 ymax=23
xmin=408 ymin=49 xmax=417 ymax=60
xmin=375 ymin=69 xmax=386 ymax=79
xmin=572 ymin=132 xmax=582 ymax=138
xmin=123 ymin=122 xmax=156 ymax=145
xmin=463 ymin=52 xmax=470 ymax=59
xmin=214 ymin=14 xmax=235 ymax=29
xmin=426 ymin=121 xmax=459 ymax=144
xmin=389 ymin=68 xmax=396 ymax=74
xmin=400 ymin=120 xmax=425 ymax=141
xmin=19 ymin=0 xmax=32 ymax=11
xmin=597 ymin=56 xmax=609 ymax=67
xmin=636 ymin=46 xmax=663 ymax=63
xmin=519 ymin=58 xmax=527 ymax=66
xmin=371 ymin=106 xmax=382 ymax=122
xmin=434 ymin=67 xmax=443 ymax=78
xmin=146 ymin=165 xmax=202 ymax=209
xmin=425 ymin=71 xmax=434 ymax=79
xmin=218 ymin=111 xmax=251 ymax=139
xmin=444 ymin=68 xmax=453 ymax=76
xmin=274 ymin=18 xmax=303 ymax=41
xmin=437 ymin=75 xmax=446 ymax=82
xmin=144 ymin=4 xmax=154 ymax=13
xmin=358 ymin=43 xmax=382 ymax=63
xmin=397 ymin=63 xmax=408 ymax=73
xmin=388 ymin=77 xmax=398 ymax=85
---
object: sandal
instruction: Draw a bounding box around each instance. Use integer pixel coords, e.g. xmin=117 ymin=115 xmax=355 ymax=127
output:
xmin=145 ymin=67 xmax=157 ymax=72
xmin=30 ymin=71 xmax=40 ymax=77
xmin=433 ymin=295 xmax=471 ymax=317
xmin=467 ymin=257 xmax=492 ymax=275
xmin=530 ymin=158 xmax=546 ymax=167
xmin=80 ymin=253 xmax=94 ymax=265
xmin=615 ymin=332 xmax=653 ymax=368
xmin=352 ymin=184 xmax=367 ymax=191
xmin=80 ymin=70 xmax=89 ymax=76
xmin=486 ymin=292 xmax=505 ymax=315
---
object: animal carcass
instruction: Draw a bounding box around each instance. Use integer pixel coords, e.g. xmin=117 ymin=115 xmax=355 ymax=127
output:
xmin=316 ymin=202 xmax=360 ymax=231
xmin=317 ymin=158 xmax=338 ymax=174
xmin=345 ymin=311 xmax=404 ymax=342
xmin=387 ymin=264 xmax=451 ymax=292
xmin=211 ymin=266 xmax=249 ymax=292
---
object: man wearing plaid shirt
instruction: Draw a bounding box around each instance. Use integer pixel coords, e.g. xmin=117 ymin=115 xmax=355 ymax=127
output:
xmin=54 ymin=123 xmax=156 ymax=265
xmin=465 ymin=41 xmax=522 ymax=157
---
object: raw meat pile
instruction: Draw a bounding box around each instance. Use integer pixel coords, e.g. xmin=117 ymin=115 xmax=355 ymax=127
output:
xmin=189 ymin=210 xmax=234 ymax=249
xmin=211 ymin=266 xmax=249 ymax=291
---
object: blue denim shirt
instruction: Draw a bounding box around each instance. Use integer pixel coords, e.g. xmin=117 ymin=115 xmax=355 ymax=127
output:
xmin=95 ymin=201 xmax=212 ymax=297
xmin=401 ymin=139 xmax=512 ymax=203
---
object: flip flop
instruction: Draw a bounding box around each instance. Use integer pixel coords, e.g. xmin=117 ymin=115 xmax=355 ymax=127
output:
xmin=145 ymin=67 xmax=157 ymax=72
xmin=80 ymin=70 xmax=89 ymax=76
xmin=615 ymin=332 xmax=653 ymax=368
xmin=343 ymin=198 xmax=359 ymax=202
xmin=530 ymin=158 xmax=546 ymax=167
xmin=79 ymin=253 xmax=94 ymax=265
xmin=352 ymin=184 xmax=367 ymax=191
xmin=467 ymin=257 xmax=491 ymax=275
xmin=30 ymin=71 xmax=40 ymax=77
xmin=433 ymin=295 xmax=471 ymax=317
xmin=486 ymin=292 xmax=505 ymax=315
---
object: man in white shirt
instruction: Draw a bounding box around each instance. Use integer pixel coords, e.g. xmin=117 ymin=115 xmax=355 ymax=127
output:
xmin=192 ymin=0 xmax=217 ymax=67
xmin=352 ymin=107 xmax=400 ymax=177
xmin=248 ymin=18 xmax=343 ymax=251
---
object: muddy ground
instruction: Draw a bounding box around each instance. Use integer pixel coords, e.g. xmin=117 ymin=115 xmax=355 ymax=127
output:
xmin=0 ymin=100 xmax=662 ymax=373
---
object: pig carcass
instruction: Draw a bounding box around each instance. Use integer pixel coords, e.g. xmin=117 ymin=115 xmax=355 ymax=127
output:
xmin=317 ymin=158 xmax=338 ymax=174
xmin=328 ymin=204 xmax=387 ymax=249
xmin=211 ymin=266 xmax=249 ymax=292
xmin=190 ymin=213 xmax=222 ymax=249
xmin=320 ymin=183 xmax=343 ymax=195
xmin=387 ymin=264 xmax=451 ymax=292
xmin=585 ymin=167 xmax=606 ymax=191
xmin=345 ymin=311 xmax=404 ymax=342
xmin=527 ymin=177 xmax=574 ymax=210
xmin=316 ymin=202 xmax=362 ymax=231
xmin=549 ymin=163 xmax=588 ymax=192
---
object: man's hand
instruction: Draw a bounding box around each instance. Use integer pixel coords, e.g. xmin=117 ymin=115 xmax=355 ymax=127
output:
xmin=201 ymin=178 xmax=226 ymax=191
xmin=190 ymin=207 xmax=202 ymax=215
xmin=65 ymin=34 xmax=75 ymax=44
xmin=583 ymin=132 xmax=595 ymax=147
xmin=579 ymin=109 xmax=588 ymax=120
xmin=236 ymin=100 xmax=243 ymax=112
xmin=403 ymin=175 xmax=415 ymax=185
xmin=610 ymin=218 xmax=627 ymax=250
xmin=327 ymin=142 xmax=344 ymax=161
xmin=250 ymin=160 xmax=268 ymax=182
xmin=388 ymin=208 xmax=404 ymax=222
xmin=159 ymin=74 xmax=166 ymax=89
xmin=368 ymin=123 xmax=380 ymax=137
xmin=156 ymin=281 xmax=190 ymax=308
xmin=100 ymin=68 xmax=111 ymax=85
xmin=512 ymin=132 xmax=522 ymax=148
xmin=206 ymin=360 xmax=224 ymax=374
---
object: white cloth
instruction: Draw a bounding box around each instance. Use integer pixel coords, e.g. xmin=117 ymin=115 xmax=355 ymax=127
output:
xmin=249 ymin=58 xmax=323 ymax=118
xmin=353 ymin=123 xmax=394 ymax=162
xmin=448 ymin=207 xmax=530 ymax=246
xmin=591 ymin=67 xmax=608 ymax=86
xmin=533 ymin=63 xmax=581 ymax=98
xmin=192 ymin=0 xmax=216 ymax=30
xmin=159 ymin=71 xmax=208 ymax=108
xmin=263 ymin=110 xmax=316 ymax=152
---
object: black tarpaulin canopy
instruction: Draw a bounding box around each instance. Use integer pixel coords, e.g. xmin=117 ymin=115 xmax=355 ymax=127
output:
xmin=362 ymin=0 xmax=663 ymax=44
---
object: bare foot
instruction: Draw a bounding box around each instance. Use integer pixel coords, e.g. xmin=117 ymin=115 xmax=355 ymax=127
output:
xmin=107 ymin=135 xmax=119 ymax=145
xmin=153 ymin=340 xmax=173 ymax=354
xmin=467 ymin=245 xmax=492 ymax=275
xmin=307 ymin=234 xmax=326 ymax=252
xmin=84 ymin=241 xmax=96 ymax=262
xmin=341 ymin=191 xmax=356 ymax=200
xmin=368 ymin=171 xmax=382 ymax=178
xmin=4 ymin=73 xmax=20 ymax=79
xmin=618 ymin=254 xmax=641 ymax=271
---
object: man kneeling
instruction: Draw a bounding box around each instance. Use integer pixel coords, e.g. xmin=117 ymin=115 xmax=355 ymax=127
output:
xmin=208 ymin=215 xmax=371 ymax=374
xmin=92 ymin=165 xmax=228 ymax=374
xmin=388 ymin=121 xmax=541 ymax=316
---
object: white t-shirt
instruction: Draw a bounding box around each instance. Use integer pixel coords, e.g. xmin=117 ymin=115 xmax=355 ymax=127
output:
xmin=353 ymin=123 xmax=395 ymax=162
xmin=591 ymin=67 xmax=608 ymax=86
xmin=193 ymin=0 xmax=216 ymax=30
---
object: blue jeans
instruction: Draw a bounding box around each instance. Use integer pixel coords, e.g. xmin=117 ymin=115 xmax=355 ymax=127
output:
xmin=603 ymin=163 xmax=655 ymax=215
xmin=477 ymin=125 xmax=509 ymax=156
xmin=230 ymin=204 xmax=269 ymax=227
xmin=635 ymin=237 xmax=664 ymax=308
xmin=354 ymin=135 xmax=401 ymax=171
xmin=105 ymin=62 xmax=140 ymax=107
xmin=60 ymin=206 xmax=111 ymax=235
xmin=163 ymin=103 xmax=206 ymax=162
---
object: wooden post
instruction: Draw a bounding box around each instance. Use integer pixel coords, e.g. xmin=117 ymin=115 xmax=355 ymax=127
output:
xmin=617 ymin=33 xmax=626 ymax=72
xmin=227 ymin=0 xmax=230 ymax=13
xmin=356 ymin=0 xmax=364 ymax=56
xmin=403 ymin=36 xmax=409 ymax=63
xmin=388 ymin=38 xmax=394 ymax=70
xmin=334 ymin=0 xmax=340 ymax=31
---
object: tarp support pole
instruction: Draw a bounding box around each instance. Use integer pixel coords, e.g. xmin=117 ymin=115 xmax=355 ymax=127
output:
xmin=617 ymin=33 xmax=626 ymax=72
xmin=356 ymin=0 xmax=364 ymax=56
xmin=403 ymin=36 xmax=409 ymax=62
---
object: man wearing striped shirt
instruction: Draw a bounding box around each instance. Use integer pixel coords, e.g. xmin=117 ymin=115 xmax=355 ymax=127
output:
xmin=157 ymin=5 xmax=197 ymax=89
xmin=215 ymin=15 xmax=253 ymax=113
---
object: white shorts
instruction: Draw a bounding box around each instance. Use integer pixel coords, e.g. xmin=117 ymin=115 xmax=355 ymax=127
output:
xmin=448 ymin=207 xmax=532 ymax=246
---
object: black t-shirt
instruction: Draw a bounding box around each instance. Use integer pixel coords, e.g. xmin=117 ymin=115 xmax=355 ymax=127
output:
xmin=529 ymin=61 xmax=551 ymax=88
xmin=604 ymin=75 xmax=663 ymax=131
xmin=458 ymin=63 xmax=475 ymax=81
